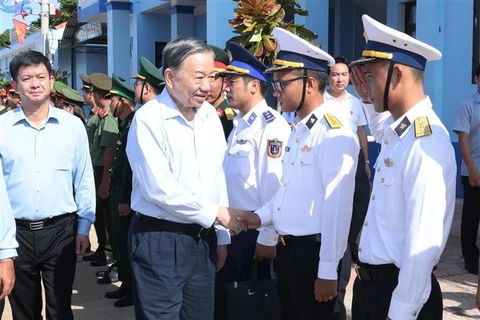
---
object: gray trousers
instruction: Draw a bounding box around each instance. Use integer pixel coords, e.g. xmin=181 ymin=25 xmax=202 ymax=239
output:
xmin=129 ymin=214 xmax=216 ymax=320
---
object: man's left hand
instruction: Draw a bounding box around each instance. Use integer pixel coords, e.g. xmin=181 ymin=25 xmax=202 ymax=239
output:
xmin=76 ymin=234 xmax=90 ymax=255
xmin=314 ymin=278 xmax=337 ymax=303
xmin=99 ymin=181 xmax=110 ymax=199
xmin=118 ymin=203 xmax=132 ymax=216
xmin=0 ymin=258 xmax=15 ymax=300
xmin=216 ymin=245 xmax=228 ymax=272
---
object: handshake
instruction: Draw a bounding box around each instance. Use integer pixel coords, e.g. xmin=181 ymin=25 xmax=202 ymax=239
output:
xmin=216 ymin=207 xmax=262 ymax=235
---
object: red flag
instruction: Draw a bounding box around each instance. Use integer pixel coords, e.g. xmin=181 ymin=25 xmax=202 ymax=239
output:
xmin=13 ymin=19 xmax=27 ymax=45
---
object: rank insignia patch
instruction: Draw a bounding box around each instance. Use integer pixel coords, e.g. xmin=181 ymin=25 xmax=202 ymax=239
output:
xmin=414 ymin=116 xmax=432 ymax=138
xmin=247 ymin=112 xmax=257 ymax=125
xmin=262 ymin=110 xmax=276 ymax=123
xmin=306 ymin=114 xmax=318 ymax=130
xmin=267 ymin=139 xmax=283 ymax=158
xmin=324 ymin=114 xmax=342 ymax=129
xmin=394 ymin=117 xmax=411 ymax=136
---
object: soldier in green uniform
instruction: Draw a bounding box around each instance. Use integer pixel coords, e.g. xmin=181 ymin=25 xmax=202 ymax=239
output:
xmin=61 ymin=88 xmax=87 ymax=126
xmin=133 ymin=56 xmax=165 ymax=106
xmin=0 ymin=85 xmax=21 ymax=115
xmin=82 ymin=73 xmax=119 ymax=267
xmin=80 ymin=73 xmax=101 ymax=145
xmin=103 ymin=75 xmax=136 ymax=307
xmin=207 ymin=45 xmax=234 ymax=140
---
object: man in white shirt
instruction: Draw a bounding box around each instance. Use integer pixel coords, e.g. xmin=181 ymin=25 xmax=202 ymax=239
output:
xmin=325 ymin=56 xmax=371 ymax=320
xmin=238 ymin=27 xmax=359 ymax=319
xmin=126 ymin=37 xmax=244 ymax=320
xmin=350 ymin=15 xmax=456 ymax=320
xmin=220 ymin=41 xmax=291 ymax=281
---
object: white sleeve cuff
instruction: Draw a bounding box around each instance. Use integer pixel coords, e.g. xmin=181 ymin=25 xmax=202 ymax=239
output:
xmin=0 ymin=249 xmax=18 ymax=260
xmin=317 ymin=261 xmax=339 ymax=280
xmin=388 ymin=295 xmax=423 ymax=320
xmin=255 ymin=206 xmax=273 ymax=227
xmin=215 ymin=224 xmax=231 ymax=245
xmin=256 ymin=227 xmax=278 ymax=246
xmin=197 ymin=203 xmax=219 ymax=228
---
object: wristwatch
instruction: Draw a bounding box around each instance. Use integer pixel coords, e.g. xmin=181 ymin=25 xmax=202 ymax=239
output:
xmin=365 ymin=160 xmax=370 ymax=164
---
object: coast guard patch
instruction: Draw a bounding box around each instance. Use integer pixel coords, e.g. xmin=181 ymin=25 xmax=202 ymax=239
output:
xmin=267 ymin=139 xmax=283 ymax=158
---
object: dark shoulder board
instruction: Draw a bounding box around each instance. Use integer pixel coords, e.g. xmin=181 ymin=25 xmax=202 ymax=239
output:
xmin=262 ymin=110 xmax=276 ymax=123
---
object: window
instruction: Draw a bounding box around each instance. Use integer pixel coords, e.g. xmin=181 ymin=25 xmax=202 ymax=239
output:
xmin=404 ymin=2 xmax=416 ymax=37
xmin=155 ymin=42 xmax=167 ymax=68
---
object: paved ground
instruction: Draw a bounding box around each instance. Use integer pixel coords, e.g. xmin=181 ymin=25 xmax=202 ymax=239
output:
xmin=2 ymin=198 xmax=480 ymax=319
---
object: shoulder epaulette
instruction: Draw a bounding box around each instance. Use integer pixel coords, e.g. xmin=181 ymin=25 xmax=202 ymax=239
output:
xmin=414 ymin=116 xmax=432 ymax=138
xmin=323 ymin=113 xmax=342 ymax=129
xmin=225 ymin=107 xmax=236 ymax=121
xmin=262 ymin=110 xmax=276 ymax=123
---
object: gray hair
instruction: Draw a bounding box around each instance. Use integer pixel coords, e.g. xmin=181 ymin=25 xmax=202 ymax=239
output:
xmin=162 ymin=37 xmax=214 ymax=71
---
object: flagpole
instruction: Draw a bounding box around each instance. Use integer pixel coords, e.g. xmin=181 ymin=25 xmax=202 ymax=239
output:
xmin=41 ymin=0 xmax=50 ymax=62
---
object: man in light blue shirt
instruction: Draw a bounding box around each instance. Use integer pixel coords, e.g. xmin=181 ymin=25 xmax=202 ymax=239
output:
xmin=0 ymin=51 xmax=95 ymax=320
xmin=0 ymin=161 xmax=18 ymax=318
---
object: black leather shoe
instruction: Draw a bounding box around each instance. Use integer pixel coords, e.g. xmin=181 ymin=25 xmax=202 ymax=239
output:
xmin=82 ymin=250 xmax=103 ymax=262
xmin=465 ymin=262 xmax=478 ymax=275
xmin=114 ymin=295 xmax=134 ymax=308
xmin=96 ymin=264 xmax=116 ymax=278
xmin=97 ymin=268 xmax=119 ymax=284
xmin=105 ymin=285 xmax=126 ymax=299
xmin=90 ymin=254 xmax=108 ymax=267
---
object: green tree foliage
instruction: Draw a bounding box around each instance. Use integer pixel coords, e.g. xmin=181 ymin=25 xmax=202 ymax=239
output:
xmin=229 ymin=0 xmax=317 ymax=65
xmin=30 ymin=0 xmax=77 ymax=30
xmin=0 ymin=29 xmax=11 ymax=49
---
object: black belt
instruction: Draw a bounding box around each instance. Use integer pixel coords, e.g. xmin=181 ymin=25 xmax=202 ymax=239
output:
xmin=16 ymin=212 xmax=75 ymax=231
xmin=279 ymin=234 xmax=321 ymax=247
xmin=137 ymin=214 xmax=213 ymax=240
xmin=354 ymin=263 xmax=399 ymax=281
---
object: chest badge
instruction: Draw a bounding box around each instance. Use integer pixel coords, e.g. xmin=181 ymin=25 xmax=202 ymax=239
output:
xmin=267 ymin=139 xmax=283 ymax=158
xmin=384 ymin=157 xmax=393 ymax=167
xmin=301 ymin=145 xmax=311 ymax=153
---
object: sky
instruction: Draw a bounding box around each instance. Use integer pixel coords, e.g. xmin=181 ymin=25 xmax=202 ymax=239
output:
xmin=0 ymin=0 xmax=59 ymax=33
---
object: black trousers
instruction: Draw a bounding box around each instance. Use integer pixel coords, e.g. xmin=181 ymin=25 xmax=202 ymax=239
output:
xmin=109 ymin=184 xmax=134 ymax=295
xmin=129 ymin=214 xmax=217 ymax=320
xmin=9 ymin=214 xmax=78 ymax=320
xmin=275 ymin=241 xmax=337 ymax=320
xmin=334 ymin=176 xmax=371 ymax=320
xmin=461 ymin=175 xmax=480 ymax=266
xmin=0 ymin=298 xmax=4 ymax=318
xmin=94 ymin=166 xmax=111 ymax=251
xmin=352 ymin=273 xmax=442 ymax=320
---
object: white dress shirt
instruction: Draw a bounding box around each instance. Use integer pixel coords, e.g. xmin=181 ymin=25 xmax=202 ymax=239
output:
xmin=256 ymin=104 xmax=359 ymax=280
xmin=126 ymin=89 xmax=230 ymax=244
xmin=358 ymin=97 xmax=456 ymax=320
xmin=360 ymin=101 xmax=391 ymax=143
xmin=224 ymin=100 xmax=291 ymax=246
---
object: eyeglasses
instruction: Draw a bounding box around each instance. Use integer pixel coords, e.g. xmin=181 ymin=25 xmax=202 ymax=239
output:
xmin=271 ymin=76 xmax=307 ymax=92
xmin=134 ymin=80 xmax=145 ymax=88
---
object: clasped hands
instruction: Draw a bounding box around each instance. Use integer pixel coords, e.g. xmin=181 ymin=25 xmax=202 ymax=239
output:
xmin=216 ymin=207 xmax=261 ymax=235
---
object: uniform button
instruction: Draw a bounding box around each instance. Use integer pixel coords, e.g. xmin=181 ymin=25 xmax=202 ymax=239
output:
xmin=376 ymin=167 xmax=381 ymax=172
xmin=295 ymin=138 xmax=299 ymax=143
xmin=291 ymin=162 xmax=294 ymax=165
xmin=300 ymin=161 xmax=304 ymax=166
xmin=413 ymin=312 xmax=417 ymax=316
xmin=384 ymin=140 xmax=389 ymax=145
xmin=358 ymin=247 xmax=362 ymax=252
xmin=371 ymin=195 xmax=375 ymax=200
xmin=283 ymin=182 xmax=287 ymax=187
xmin=364 ymin=221 xmax=368 ymax=227
xmin=380 ymin=178 xmax=385 ymax=183
xmin=277 ymin=207 xmax=280 ymax=211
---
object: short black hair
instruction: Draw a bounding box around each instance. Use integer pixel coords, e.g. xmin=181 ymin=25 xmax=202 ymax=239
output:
xmin=475 ymin=64 xmax=480 ymax=78
xmin=9 ymin=51 xmax=53 ymax=81
xmin=329 ymin=56 xmax=350 ymax=74
xmin=291 ymin=69 xmax=328 ymax=93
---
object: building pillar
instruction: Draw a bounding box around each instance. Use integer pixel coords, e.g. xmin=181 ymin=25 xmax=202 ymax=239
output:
xmin=206 ymin=0 xmax=236 ymax=48
xmin=106 ymin=1 xmax=131 ymax=80
xmin=170 ymin=5 xmax=194 ymax=38
xmin=296 ymin=0 xmax=329 ymax=51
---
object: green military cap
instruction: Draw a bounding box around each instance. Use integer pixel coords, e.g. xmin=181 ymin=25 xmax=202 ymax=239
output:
xmin=89 ymin=73 xmax=112 ymax=92
xmin=79 ymin=73 xmax=92 ymax=90
xmin=62 ymin=88 xmax=85 ymax=107
xmin=135 ymin=57 xmax=165 ymax=88
xmin=52 ymin=81 xmax=76 ymax=97
xmin=108 ymin=74 xmax=135 ymax=102
xmin=209 ymin=45 xmax=230 ymax=73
